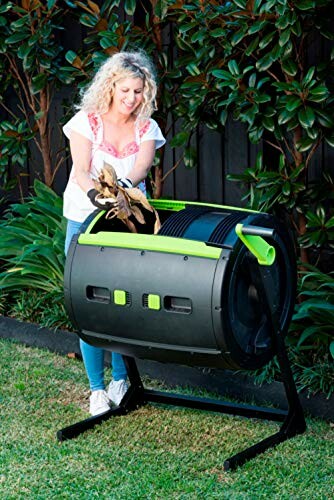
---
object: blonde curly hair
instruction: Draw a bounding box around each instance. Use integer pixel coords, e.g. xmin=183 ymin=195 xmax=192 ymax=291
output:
xmin=78 ymin=51 xmax=157 ymax=120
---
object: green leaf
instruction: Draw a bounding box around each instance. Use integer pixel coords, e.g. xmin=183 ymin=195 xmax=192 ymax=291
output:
xmin=306 ymin=128 xmax=318 ymax=140
xmin=256 ymin=54 xmax=274 ymax=71
xmin=191 ymin=30 xmax=206 ymax=43
xmin=30 ymin=74 xmax=48 ymax=94
xmin=219 ymin=109 xmax=228 ymax=126
xmin=282 ymin=181 xmax=291 ymax=196
xmin=170 ymin=131 xmax=189 ymax=148
xmin=296 ymin=136 xmax=314 ymax=152
xmin=309 ymin=85 xmax=329 ymax=99
xmin=259 ymin=31 xmax=275 ymax=49
xmin=316 ymin=109 xmax=334 ymax=128
xmin=248 ymin=19 xmax=267 ymax=35
xmin=262 ymin=116 xmax=275 ymax=131
xmin=245 ymin=36 xmax=259 ymax=56
xmin=10 ymin=16 xmax=29 ymax=29
xmin=294 ymin=0 xmax=315 ymax=11
xmin=330 ymin=340 xmax=334 ymax=359
xmin=227 ymin=60 xmax=239 ymax=77
xmin=298 ymin=107 xmax=315 ymax=128
xmin=296 ymin=326 xmax=323 ymax=346
xmin=325 ymin=135 xmax=334 ymax=147
xmin=279 ymin=154 xmax=285 ymax=172
xmin=276 ymin=13 xmax=291 ymax=30
xmin=263 ymin=106 xmax=276 ymax=117
xmin=248 ymin=126 xmax=264 ymax=143
xmin=231 ymin=29 xmax=246 ymax=46
xmin=212 ymin=69 xmax=233 ymax=81
xmin=233 ymin=0 xmax=246 ymax=7
xmin=184 ymin=146 xmax=197 ymax=169
xmin=5 ymin=32 xmax=30 ymax=44
xmin=249 ymin=73 xmax=256 ymax=88
xmin=302 ymin=67 xmax=315 ymax=87
xmin=286 ymin=96 xmax=302 ymax=112
xmin=17 ymin=43 xmax=33 ymax=59
xmin=124 ymin=0 xmax=136 ymax=15
xmin=278 ymin=29 xmax=291 ymax=47
xmin=281 ymin=58 xmax=297 ymax=76
xmin=65 ymin=50 xmax=79 ymax=64
xmin=79 ymin=13 xmax=98 ymax=28
xmin=210 ymin=28 xmax=226 ymax=38
xmin=278 ymin=109 xmax=295 ymax=125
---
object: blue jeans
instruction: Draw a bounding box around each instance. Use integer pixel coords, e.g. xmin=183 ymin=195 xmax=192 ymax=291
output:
xmin=65 ymin=219 xmax=127 ymax=391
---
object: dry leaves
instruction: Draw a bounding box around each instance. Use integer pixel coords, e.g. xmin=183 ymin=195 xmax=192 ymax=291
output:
xmin=94 ymin=163 xmax=161 ymax=234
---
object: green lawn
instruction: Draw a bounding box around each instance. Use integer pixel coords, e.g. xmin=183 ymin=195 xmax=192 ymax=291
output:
xmin=0 ymin=338 xmax=333 ymax=499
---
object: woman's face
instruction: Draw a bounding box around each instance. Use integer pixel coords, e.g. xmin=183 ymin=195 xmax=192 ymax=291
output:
xmin=111 ymin=77 xmax=144 ymax=116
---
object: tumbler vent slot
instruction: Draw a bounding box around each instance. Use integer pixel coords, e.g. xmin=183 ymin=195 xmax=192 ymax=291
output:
xmin=114 ymin=290 xmax=131 ymax=306
xmin=164 ymin=296 xmax=192 ymax=314
xmin=143 ymin=293 xmax=161 ymax=310
xmin=86 ymin=286 xmax=110 ymax=303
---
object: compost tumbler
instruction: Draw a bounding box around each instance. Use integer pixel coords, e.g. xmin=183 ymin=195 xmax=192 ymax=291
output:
xmin=60 ymin=200 xmax=306 ymax=471
xmin=65 ymin=200 xmax=295 ymax=370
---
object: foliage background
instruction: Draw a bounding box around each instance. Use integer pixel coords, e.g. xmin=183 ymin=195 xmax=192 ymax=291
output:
xmin=0 ymin=0 xmax=333 ymax=397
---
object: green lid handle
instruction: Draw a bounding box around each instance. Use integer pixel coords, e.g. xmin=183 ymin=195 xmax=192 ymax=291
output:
xmin=235 ymin=224 xmax=276 ymax=266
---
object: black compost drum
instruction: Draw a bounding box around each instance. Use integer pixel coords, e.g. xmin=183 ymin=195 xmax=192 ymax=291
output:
xmin=64 ymin=200 xmax=296 ymax=371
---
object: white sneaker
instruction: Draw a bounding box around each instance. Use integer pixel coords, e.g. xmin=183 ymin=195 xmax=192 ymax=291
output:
xmin=107 ymin=379 xmax=128 ymax=406
xmin=89 ymin=389 xmax=112 ymax=416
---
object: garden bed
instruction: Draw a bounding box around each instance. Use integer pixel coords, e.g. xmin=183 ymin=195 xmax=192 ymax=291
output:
xmin=1 ymin=316 xmax=332 ymax=421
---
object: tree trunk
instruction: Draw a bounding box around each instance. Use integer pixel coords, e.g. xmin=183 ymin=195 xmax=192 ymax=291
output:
xmin=153 ymin=164 xmax=163 ymax=199
xmin=38 ymin=88 xmax=52 ymax=187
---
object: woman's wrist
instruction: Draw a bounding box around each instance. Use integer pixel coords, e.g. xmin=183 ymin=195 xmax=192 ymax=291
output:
xmin=117 ymin=178 xmax=133 ymax=188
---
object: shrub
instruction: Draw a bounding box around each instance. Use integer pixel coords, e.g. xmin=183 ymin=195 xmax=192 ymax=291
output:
xmin=0 ymin=180 xmax=70 ymax=330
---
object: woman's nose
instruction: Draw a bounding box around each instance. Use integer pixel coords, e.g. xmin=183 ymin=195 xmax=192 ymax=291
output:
xmin=128 ymin=92 xmax=136 ymax=102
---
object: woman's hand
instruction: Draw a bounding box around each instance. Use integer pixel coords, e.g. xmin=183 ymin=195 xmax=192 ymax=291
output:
xmin=87 ymin=188 xmax=117 ymax=210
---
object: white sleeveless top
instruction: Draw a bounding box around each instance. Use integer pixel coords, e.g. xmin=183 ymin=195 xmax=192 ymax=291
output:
xmin=62 ymin=110 xmax=166 ymax=222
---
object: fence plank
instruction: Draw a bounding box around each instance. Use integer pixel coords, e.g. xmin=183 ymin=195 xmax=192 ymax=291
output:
xmin=198 ymin=125 xmax=223 ymax=204
xmin=223 ymin=117 xmax=249 ymax=207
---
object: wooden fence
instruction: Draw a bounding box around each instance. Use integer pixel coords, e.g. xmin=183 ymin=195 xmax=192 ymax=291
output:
xmin=2 ymin=9 xmax=333 ymax=210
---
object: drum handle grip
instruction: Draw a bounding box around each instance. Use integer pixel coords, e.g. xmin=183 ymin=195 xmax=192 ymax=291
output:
xmin=235 ymin=224 xmax=276 ymax=266
xmin=239 ymin=225 xmax=274 ymax=238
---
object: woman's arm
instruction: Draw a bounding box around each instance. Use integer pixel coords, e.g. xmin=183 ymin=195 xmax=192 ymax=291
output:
xmin=69 ymin=131 xmax=95 ymax=193
xmin=126 ymin=140 xmax=156 ymax=187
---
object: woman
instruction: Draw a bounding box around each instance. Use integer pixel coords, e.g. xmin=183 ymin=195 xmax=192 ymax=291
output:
xmin=63 ymin=51 xmax=165 ymax=416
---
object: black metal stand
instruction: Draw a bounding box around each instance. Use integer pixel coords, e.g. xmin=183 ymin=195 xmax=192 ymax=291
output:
xmin=57 ymin=349 xmax=306 ymax=471
xmin=57 ymin=264 xmax=306 ymax=471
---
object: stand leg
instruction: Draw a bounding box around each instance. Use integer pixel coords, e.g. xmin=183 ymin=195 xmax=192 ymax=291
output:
xmin=56 ymin=355 xmax=146 ymax=442
xmin=220 ymin=265 xmax=307 ymax=471
xmin=57 ymin=406 xmax=125 ymax=442
xmin=223 ymin=332 xmax=306 ymax=471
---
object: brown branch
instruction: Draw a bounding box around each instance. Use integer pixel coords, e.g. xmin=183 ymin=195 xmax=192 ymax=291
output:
xmin=5 ymin=55 xmax=35 ymax=112
xmin=282 ymin=135 xmax=296 ymax=161
xmin=50 ymin=154 xmax=69 ymax=186
xmin=264 ymin=139 xmax=285 ymax=154
xmin=161 ymin=156 xmax=183 ymax=183
xmin=305 ymin=136 xmax=322 ymax=169
xmin=248 ymin=51 xmax=281 ymax=82
xmin=0 ymin=100 xmax=18 ymax=120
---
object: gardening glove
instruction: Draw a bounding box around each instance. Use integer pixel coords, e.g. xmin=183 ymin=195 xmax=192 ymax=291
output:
xmin=87 ymin=188 xmax=116 ymax=210
xmin=117 ymin=177 xmax=133 ymax=189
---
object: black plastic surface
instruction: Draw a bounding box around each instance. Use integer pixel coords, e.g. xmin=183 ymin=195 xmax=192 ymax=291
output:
xmin=64 ymin=204 xmax=296 ymax=370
